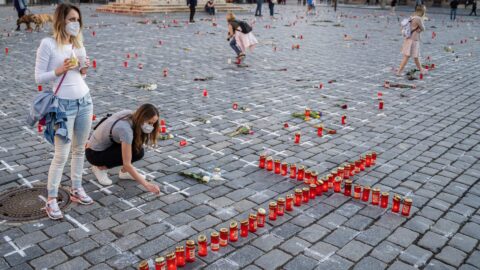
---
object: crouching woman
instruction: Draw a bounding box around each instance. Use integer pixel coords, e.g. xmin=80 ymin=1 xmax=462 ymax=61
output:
xmin=86 ymin=103 xmax=160 ymax=194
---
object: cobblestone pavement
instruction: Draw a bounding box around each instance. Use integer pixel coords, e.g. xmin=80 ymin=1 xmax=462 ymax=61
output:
xmin=0 ymin=3 xmax=479 ymax=270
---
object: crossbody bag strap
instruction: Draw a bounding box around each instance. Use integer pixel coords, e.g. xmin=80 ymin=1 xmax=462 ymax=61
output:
xmin=54 ymin=44 xmax=74 ymax=96
xmin=109 ymin=116 xmax=131 ymax=143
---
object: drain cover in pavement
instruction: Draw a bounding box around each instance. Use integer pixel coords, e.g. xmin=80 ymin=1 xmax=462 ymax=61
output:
xmin=0 ymin=186 xmax=71 ymax=222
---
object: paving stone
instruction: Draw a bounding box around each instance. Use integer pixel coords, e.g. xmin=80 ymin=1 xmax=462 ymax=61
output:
xmin=133 ymin=235 xmax=176 ymax=260
xmin=279 ymin=237 xmax=312 ymax=256
xmin=356 ymin=225 xmax=391 ymax=246
xmin=111 ymin=220 xmax=146 ymax=237
xmin=251 ymin=233 xmax=284 ymax=252
xmin=337 ymin=240 xmax=372 ymax=262
xmin=226 ymin=245 xmax=264 ymax=268
xmin=54 ymin=257 xmax=91 ymax=270
xmin=39 ymin=234 xmax=74 ymax=253
xmin=448 ymin=233 xmax=478 ymax=253
xmin=418 ymin=231 xmax=449 ymax=253
xmin=284 ymin=254 xmax=318 ymax=270
xmin=371 ymin=241 xmax=403 ymax=264
xmin=424 ymin=259 xmax=457 ymax=270
xmin=353 ymin=256 xmax=387 ymax=270
xmin=62 ymin=238 xmax=99 ymax=257
xmin=254 ymin=249 xmax=292 ymax=270
xmin=435 ymin=246 xmax=467 ymax=267
xmin=305 ymin=241 xmax=338 ymax=261
xmin=324 ymin=226 xmax=359 ymax=248
xmin=387 ymin=227 xmax=419 ymax=248
xmin=460 ymin=222 xmax=480 ymax=240
xmin=298 ymin=224 xmax=329 ymax=243
xmin=388 ymin=260 xmax=419 ymax=270
xmin=84 ymin=244 xmax=121 ymax=265
xmin=314 ymin=254 xmax=354 ymax=270
xmin=29 ymin=250 xmax=68 ymax=269
xmin=399 ymin=245 xmax=433 ymax=268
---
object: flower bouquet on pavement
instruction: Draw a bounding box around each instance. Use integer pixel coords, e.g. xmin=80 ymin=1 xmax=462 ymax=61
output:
xmin=179 ymin=171 xmax=210 ymax=183
xmin=228 ymin=124 xmax=253 ymax=137
xmin=383 ymin=81 xmax=416 ymax=89
xmin=291 ymin=111 xmax=321 ymax=121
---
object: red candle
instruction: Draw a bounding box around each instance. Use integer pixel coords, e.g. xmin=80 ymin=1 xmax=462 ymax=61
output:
xmin=294 ymin=189 xmax=302 ymax=206
xmin=304 ymin=170 xmax=312 ymax=184
xmin=401 ymin=198 xmax=412 ymax=216
xmin=285 ymin=195 xmax=293 ymax=211
xmin=123 ymin=61 xmax=128 ymax=68
xmin=166 ymin=253 xmax=176 ymax=270
xmin=249 ymin=214 xmax=257 ymax=232
xmin=92 ymin=59 xmax=97 ymax=69
xmin=274 ymin=159 xmax=281 ymax=174
xmin=219 ymin=228 xmax=228 ymax=247
xmin=362 ymin=186 xmax=371 ymax=202
xmin=232 ymin=103 xmax=238 ymax=110
xmin=392 ymin=194 xmax=401 ymax=213
xmin=198 ymin=235 xmax=207 ymax=257
xmin=322 ymin=179 xmax=328 ymax=192
xmin=319 ymin=83 xmax=323 ymax=89
xmin=284 ymin=122 xmax=289 ymax=128
xmin=316 ymin=180 xmax=324 ymax=196
xmin=334 ymin=177 xmax=342 ymax=193
xmin=155 ymin=256 xmax=166 ymax=270
xmin=371 ymin=188 xmax=380 ymax=205
xmin=344 ymin=180 xmax=352 ymax=197
xmin=297 ymin=166 xmax=305 ymax=181
xmin=281 ymin=162 xmax=288 ymax=176
xmin=38 ymin=85 xmax=42 ymax=91
xmin=240 ymin=220 xmax=248 ymax=237
xmin=161 ymin=126 xmax=167 ymax=133
xmin=259 ymin=154 xmax=266 ymax=169
xmin=365 ymin=154 xmax=372 ymax=167
xmin=179 ymin=140 xmax=187 ymax=147
xmin=230 ymin=221 xmax=238 ymax=242
xmin=419 ymin=73 xmax=423 ymax=80
xmin=337 ymin=167 xmax=344 ymax=180
xmin=341 ymin=115 xmax=346 ymax=125
xmin=276 ymin=198 xmax=285 ymax=216
xmin=317 ymin=125 xmax=323 ymax=137
xmin=302 ymin=188 xmax=310 ymax=203
xmin=92 ymin=114 xmax=97 ymax=121
xmin=186 ymin=240 xmax=196 ymax=263
xmin=305 ymin=108 xmax=311 ymax=121
xmin=175 ymin=246 xmax=185 ymax=267
xmin=266 ymin=157 xmax=273 ymax=171
xmin=371 ymin=152 xmax=377 ymax=165
xmin=360 ymin=158 xmax=366 ymax=171
xmin=294 ymin=132 xmax=301 ymax=144
xmin=327 ymin=174 xmax=334 ymax=190
xmin=355 ymin=160 xmax=361 ymax=174
xmin=349 ymin=163 xmax=355 ymax=177
xmin=163 ymin=69 xmax=168 ymax=77
xmin=138 ymin=260 xmax=149 ymax=270
xmin=311 ymin=171 xmax=318 ymax=184
xmin=126 ymin=53 xmax=130 ymax=59
xmin=5 ymin=48 xmax=8 ymax=55
xmin=289 ymin=164 xmax=297 ymax=179
xmin=379 ymin=99 xmax=384 ymax=110
xmin=343 ymin=165 xmax=350 ymax=180
xmin=257 ymin=208 xmax=266 ymax=227
xmin=37 ymin=125 xmax=43 ymax=133
xmin=353 ymin=184 xmax=361 ymax=200
xmin=309 ymin=184 xmax=317 ymax=199
xmin=431 ymin=63 xmax=435 ymax=69
xmin=380 ymin=192 xmax=389 ymax=208
xmin=203 ymin=89 xmax=208 ymax=97
xmin=269 ymin=202 xmax=277 ymax=220
xmin=210 ymin=231 xmax=219 ymax=251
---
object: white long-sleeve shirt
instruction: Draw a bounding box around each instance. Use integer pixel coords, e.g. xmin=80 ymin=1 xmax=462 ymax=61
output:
xmin=35 ymin=37 xmax=89 ymax=100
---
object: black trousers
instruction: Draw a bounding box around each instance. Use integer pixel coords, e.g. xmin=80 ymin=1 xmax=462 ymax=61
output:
xmin=189 ymin=5 xmax=196 ymax=22
xmin=86 ymin=143 xmax=144 ymax=169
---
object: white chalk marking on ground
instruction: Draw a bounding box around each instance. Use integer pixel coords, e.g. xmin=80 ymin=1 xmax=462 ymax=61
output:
xmin=177 ymin=135 xmax=196 ymax=143
xmin=260 ymin=129 xmax=281 ymax=137
xmin=89 ymin=179 xmax=113 ymax=195
xmin=3 ymin=236 xmax=32 ymax=257
xmin=0 ymin=110 xmax=11 ymax=116
xmin=232 ymin=137 xmax=252 ymax=145
xmin=0 ymin=160 xmax=18 ymax=172
xmin=119 ymin=198 xmax=146 ymax=214
xmin=167 ymin=155 xmax=191 ymax=166
xmin=202 ymin=145 xmax=225 ymax=156
xmin=232 ymin=156 xmax=257 ymax=167
xmin=64 ymin=214 xmax=90 ymax=232
xmin=272 ymin=108 xmax=291 ymax=115
xmin=248 ymin=103 xmax=265 ymax=108
xmin=0 ymin=146 xmax=14 ymax=152
xmin=301 ymin=141 xmax=314 ymax=147
xmin=262 ymin=147 xmax=287 ymax=157
xmin=21 ymin=126 xmax=35 ymax=135
xmin=179 ymin=120 xmax=197 ymax=127
xmin=17 ymin=174 xmax=39 ymax=188
xmin=162 ymin=182 xmax=190 ymax=196
xmin=204 ymin=128 xmax=223 ymax=136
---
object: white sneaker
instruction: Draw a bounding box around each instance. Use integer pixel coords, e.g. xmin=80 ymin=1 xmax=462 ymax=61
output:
xmin=91 ymin=166 xmax=112 ymax=186
xmin=119 ymin=170 xmax=144 ymax=180
xmin=45 ymin=199 xmax=63 ymax=220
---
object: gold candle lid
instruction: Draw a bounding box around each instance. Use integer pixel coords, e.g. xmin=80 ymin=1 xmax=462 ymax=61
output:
xmin=269 ymin=202 xmax=277 ymax=208
xmin=211 ymin=231 xmax=219 ymax=237
xmin=139 ymin=260 xmax=148 ymax=267
xmin=220 ymin=228 xmax=228 ymax=233
xmin=345 ymin=180 xmax=352 ymax=184
xmin=230 ymin=221 xmax=238 ymax=228
xmin=257 ymin=208 xmax=266 ymax=215
xmin=335 ymin=176 xmax=342 ymax=182
xmin=373 ymin=187 xmax=380 ymax=192
xmin=295 ymin=188 xmax=302 ymax=193
xmin=404 ymin=197 xmax=412 ymax=204
xmin=309 ymin=184 xmax=317 ymax=188
xmin=277 ymin=197 xmax=285 ymax=204
xmin=198 ymin=235 xmax=207 ymax=242
xmin=305 ymin=170 xmax=311 ymax=173
xmin=311 ymin=171 xmax=318 ymax=176
xmin=186 ymin=240 xmax=195 ymax=246
xmin=274 ymin=159 xmax=281 ymax=163
xmin=290 ymin=163 xmax=296 ymax=167
xmin=167 ymin=252 xmax=176 ymax=259
xmin=381 ymin=192 xmax=389 ymax=196
xmin=249 ymin=213 xmax=257 ymax=219
xmin=363 ymin=185 xmax=371 ymax=190
xmin=318 ymin=180 xmax=324 ymax=185
xmin=266 ymin=156 xmax=273 ymax=160
xmin=176 ymin=246 xmax=184 ymax=252
xmin=302 ymin=187 xmax=310 ymax=192
xmin=393 ymin=194 xmax=401 ymax=201
xmin=241 ymin=219 xmax=248 ymax=225
xmin=298 ymin=165 xmax=305 ymax=169
xmin=286 ymin=194 xmax=294 ymax=199
xmin=281 ymin=161 xmax=288 ymax=165
xmin=155 ymin=256 xmax=165 ymax=263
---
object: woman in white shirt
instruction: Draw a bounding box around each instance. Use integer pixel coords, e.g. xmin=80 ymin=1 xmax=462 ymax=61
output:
xmin=35 ymin=4 xmax=93 ymax=220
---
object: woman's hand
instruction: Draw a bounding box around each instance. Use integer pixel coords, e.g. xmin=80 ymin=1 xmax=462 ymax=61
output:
xmin=55 ymin=58 xmax=77 ymax=76
xmin=80 ymin=57 xmax=90 ymax=75
xmin=146 ymin=182 xmax=161 ymax=194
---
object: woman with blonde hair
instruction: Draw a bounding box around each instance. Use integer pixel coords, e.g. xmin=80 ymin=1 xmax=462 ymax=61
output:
xmin=226 ymin=12 xmax=258 ymax=60
xmin=35 ymin=3 xmax=93 ymax=220
xmin=396 ymin=5 xmax=426 ymax=77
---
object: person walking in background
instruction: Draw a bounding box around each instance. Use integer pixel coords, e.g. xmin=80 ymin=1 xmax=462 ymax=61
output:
xmin=226 ymin=12 xmax=258 ymax=60
xmin=187 ymin=0 xmax=197 ymax=23
xmin=255 ymin=0 xmax=263 ymax=16
xmin=396 ymin=5 xmax=427 ymax=77
xmin=470 ymin=0 xmax=477 ymax=15
xmin=450 ymin=0 xmax=459 ymax=20
xmin=205 ymin=0 xmax=215 ymax=15
xmin=268 ymin=0 xmax=276 ymax=17
xmin=391 ymin=0 xmax=397 ymax=13
xmin=13 ymin=0 xmax=28 ymax=30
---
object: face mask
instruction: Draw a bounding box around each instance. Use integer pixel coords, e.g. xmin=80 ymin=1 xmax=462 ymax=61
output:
xmin=141 ymin=123 xmax=154 ymax=134
xmin=66 ymin=21 xmax=80 ymax=37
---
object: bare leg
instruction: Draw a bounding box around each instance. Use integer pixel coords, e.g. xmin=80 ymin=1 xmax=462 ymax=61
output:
xmin=413 ymin=57 xmax=424 ymax=73
xmin=397 ymin=55 xmax=410 ymax=75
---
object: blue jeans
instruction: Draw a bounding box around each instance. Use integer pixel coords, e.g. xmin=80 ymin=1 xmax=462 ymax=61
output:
xmin=230 ymin=38 xmax=242 ymax=55
xmin=451 ymin=8 xmax=457 ymax=20
xmin=47 ymin=93 xmax=93 ymax=197
xmin=269 ymin=2 xmax=274 ymax=16
xmin=255 ymin=1 xmax=263 ymax=16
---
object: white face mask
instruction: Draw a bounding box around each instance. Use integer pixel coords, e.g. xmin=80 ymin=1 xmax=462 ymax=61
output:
xmin=141 ymin=123 xmax=154 ymax=134
xmin=66 ymin=21 xmax=80 ymax=37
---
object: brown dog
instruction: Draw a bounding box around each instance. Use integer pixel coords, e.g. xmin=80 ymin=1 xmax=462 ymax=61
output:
xmin=31 ymin=14 xmax=53 ymax=31
xmin=16 ymin=14 xmax=34 ymax=31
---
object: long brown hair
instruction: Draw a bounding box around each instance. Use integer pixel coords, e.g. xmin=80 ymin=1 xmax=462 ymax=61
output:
xmin=53 ymin=4 xmax=83 ymax=48
xmin=130 ymin=104 xmax=160 ymax=152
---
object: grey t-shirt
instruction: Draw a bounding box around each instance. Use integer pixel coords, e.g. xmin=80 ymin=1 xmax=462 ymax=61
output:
xmin=88 ymin=110 xmax=134 ymax=151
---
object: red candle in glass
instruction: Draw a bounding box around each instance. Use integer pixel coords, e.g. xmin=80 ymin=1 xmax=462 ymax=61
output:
xmin=327 ymin=173 xmax=335 ymax=190
xmin=92 ymin=59 xmax=97 ymax=69
xmin=277 ymin=198 xmax=285 ymax=216
xmin=259 ymin=154 xmax=266 ymax=169
xmin=379 ymin=100 xmax=384 ymax=110
xmin=341 ymin=115 xmax=346 ymax=125
xmin=371 ymin=152 xmax=377 ymax=165
xmin=281 ymin=162 xmax=288 ymax=176
xmin=305 ymin=170 xmax=312 ymax=184
xmin=316 ymin=180 xmax=324 ymax=196
xmin=371 ymin=188 xmax=380 ymax=205
xmin=317 ymin=125 xmax=323 ymax=137
xmin=401 ymin=198 xmax=412 ymax=216
xmin=380 ymin=192 xmax=389 ymax=208
xmin=37 ymin=125 xmax=43 ymax=133
xmin=360 ymin=158 xmax=366 ymax=171
xmin=38 ymin=85 xmax=42 ymax=91
xmin=232 ymin=103 xmax=238 ymax=110
xmin=219 ymin=228 xmax=228 ymax=247
xmin=249 ymin=214 xmax=257 ymax=232
xmin=186 ymin=240 xmax=196 ymax=263
xmin=198 ymin=235 xmax=207 ymax=257
xmin=203 ymin=89 xmax=208 ymax=97
xmin=210 ymin=231 xmax=219 ymax=251
xmin=240 ymin=220 xmax=248 ymax=237
xmin=333 ymin=177 xmax=342 ymax=193
xmin=269 ymin=202 xmax=277 ymax=220
xmin=349 ymin=163 xmax=355 ymax=177
xmin=353 ymin=184 xmax=361 ymax=200
xmin=266 ymin=157 xmax=273 ymax=171
xmin=294 ymin=132 xmax=301 ymax=144
xmin=124 ymin=61 xmax=128 ymax=68
xmin=155 ymin=256 xmax=166 ymax=270
xmin=392 ymin=194 xmax=401 ymax=213
xmin=166 ymin=253 xmax=176 ymax=270
xmin=337 ymin=167 xmax=344 ymax=180
xmin=139 ymin=260 xmax=149 ymax=270
xmin=274 ymin=159 xmax=281 ymax=174
xmin=161 ymin=126 xmax=166 ymax=133
xmin=311 ymin=171 xmax=318 ymax=184
xmin=297 ymin=166 xmax=305 ymax=181
xmin=343 ymin=165 xmax=350 ymax=179
xmin=309 ymin=184 xmax=317 ymax=199
xmin=365 ymin=154 xmax=372 ymax=167
xmin=294 ymin=189 xmax=302 ymax=206
xmin=257 ymin=208 xmax=266 ymax=227
xmin=302 ymin=188 xmax=310 ymax=203
xmin=322 ymin=178 xmax=329 ymax=192
xmin=230 ymin=221 xmax=238 ymax=242
xmin=362 ymin=186 xmax=371 ymax=202
xmin=175 ymin=246 xmax=185 ymax=267
xmin=344 ymin=180 xmax=352 ymax=196
xmin=286 ymin=195 xmax=293 ymax=211
xmin=355 ymin=160 xmax=361 ymax=174
xmin=163 ymin=69 xmax=168 ymax=77
xmin=305 ymin=108 xmax=311 ymax=119
xmin=290 ymin=164 xmax=297 ymax=179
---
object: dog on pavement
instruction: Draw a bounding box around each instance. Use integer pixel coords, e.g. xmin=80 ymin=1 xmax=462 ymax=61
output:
xmin=31 ymin=14 xmax=53 ymax=31
xmin=16 ymin=14 xmax=34 ymax=31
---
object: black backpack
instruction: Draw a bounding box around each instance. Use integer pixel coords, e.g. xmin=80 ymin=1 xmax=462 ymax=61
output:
xmin=238 ymin=20 xmax=252 ymax=34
